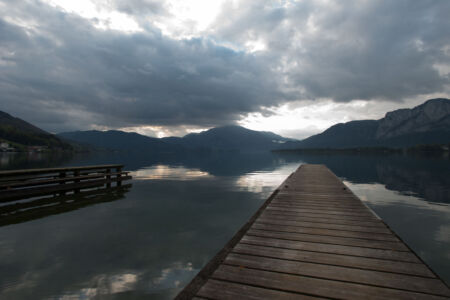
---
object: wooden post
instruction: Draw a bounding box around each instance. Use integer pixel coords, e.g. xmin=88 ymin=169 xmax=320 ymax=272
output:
xmin=59 ymin=171 xmax=66 ymax=196
xmin=117 ymin=166 xmax=122 ymax=186
xmin=106 ymin=168 xmax=111 ymax=188
xmin=74 ymin=170 xmax=80 ymax=193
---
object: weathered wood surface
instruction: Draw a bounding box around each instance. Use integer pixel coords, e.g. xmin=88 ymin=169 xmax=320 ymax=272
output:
xmin=0 ymin=164 xmax=124 ymax=178
xmin=0 ymin=164 xmax=131 ymax=202
xmin=176 ymin=164 xmax=450 ymax=299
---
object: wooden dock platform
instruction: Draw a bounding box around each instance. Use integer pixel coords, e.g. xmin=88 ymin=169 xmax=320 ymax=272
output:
xmin=176 ymin=164 xmax=450 ymax=299
xmin=0 ymin=164 xmax=131 ymax=202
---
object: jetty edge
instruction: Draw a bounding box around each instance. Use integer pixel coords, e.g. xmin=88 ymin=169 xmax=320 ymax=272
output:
xmin=0 ymin=164 xmax=132 ymax=202
xmin=176 ymin=164 xmax=450 ymax=299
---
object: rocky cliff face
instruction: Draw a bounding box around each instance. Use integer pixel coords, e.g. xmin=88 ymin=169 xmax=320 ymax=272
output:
xmin=376 ymin=98 xmax=450 ymax=139
xmin=280 ymin=98 xmax=450 ymax=149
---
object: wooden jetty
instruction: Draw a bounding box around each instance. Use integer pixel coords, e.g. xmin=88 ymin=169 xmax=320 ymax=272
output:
xmin=0 ymin=164 xmax=131 ymax=202
xmin=176 ymin=164 xmax=450 ymax=299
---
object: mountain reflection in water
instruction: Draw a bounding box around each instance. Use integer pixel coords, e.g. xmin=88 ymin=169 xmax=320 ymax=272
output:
xmin=277 ymin=152 xmax=450 ymax=204
xmin=0 ymin=151 xmax=448 ymax=299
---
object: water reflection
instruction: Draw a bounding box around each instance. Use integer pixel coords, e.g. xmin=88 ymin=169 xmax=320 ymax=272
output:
xmin=235 ymin=163 xmax=299 ymax=193
xmin=0 ymin=152 xmax=74 ymax=170
xmin=133 ymin=165 xmax=213 ymax=181
xmin=346 ymin=181 xmax=450 ymax=283
xmin=277 ymin=152 xmax=450 ymax=203
xmin=0 ymin=163 xmax=275 ymax=299
xmin=59 ymin=272 xmax=139 ymax=299
xmin=0 ymin=185 xmax=132 ymax=227
xmin=0 ymin=151 xmax=448 ymax=299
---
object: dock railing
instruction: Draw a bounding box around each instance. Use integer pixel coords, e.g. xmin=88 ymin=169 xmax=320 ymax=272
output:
xmin=0 ymin=164 xmax=132 ymax=202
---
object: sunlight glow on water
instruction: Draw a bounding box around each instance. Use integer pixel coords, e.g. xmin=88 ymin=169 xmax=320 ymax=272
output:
xmin=235 ymin=163 xmax=300 ymax=193
xmin=132 ymin=165 xmax=213 ymax=181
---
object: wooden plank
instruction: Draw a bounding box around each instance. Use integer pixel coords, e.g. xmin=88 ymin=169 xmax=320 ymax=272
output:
xmin=176 ymin=164 xmax=450 ymax=299
xmin=280 ymin=190 xmax=354 ymax=196
xmin=260 ymin=209 xmax=381 ymax=222
xmin=271 ymin=199 xmax=366 ymax=208
xmin=277 ymin=191 xmax=358 ymax=199
xmin=247 ymin=225 xmax=410 ymax=251
xmin=0 ymin=164 xmax=124 ymax=178
xmin=273 ymin=199 xmax=363 ymax=206
xmin=249 ymin=222 xmax=399 ymax=242
xmin=266 ymin=207 xmax=376 ymax=218
xmin=197 ymin=279 xmax=321 ymax=300
xmin=233 ymin=241 xmax=420 ymax=266
xmin=237 ymin=239 xmax=433 ymax=276
xmin=260 ymin=212 xmax=386 ymax=228
xmin=211 ymin=265 xmax=448 ymax=300
xmin=275 ymin=196 xmax=361 ymax=203
xmin=256 ymin=217 xmax=391 ymax=234
xmin=269 ymin=202 xmax=369 ymax=212
xmin=224 ymin=253 xmax=450 ymax=296
xmin=0 ymin=171 xmax=128 ymax=189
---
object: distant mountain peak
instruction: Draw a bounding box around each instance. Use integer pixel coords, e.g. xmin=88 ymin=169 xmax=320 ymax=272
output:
xmin=377 ymin=98 xmax=450 ymax=139
xmin=281 ymin=98 xmax=450 ymax=149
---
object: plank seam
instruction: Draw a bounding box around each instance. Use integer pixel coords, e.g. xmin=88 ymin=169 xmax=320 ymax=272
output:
xmin=259 ymin=214 xmax=388 ymax=228
xmin=247 ymin=228 xmax=399 ymax=242
xmin=236 ymin=241 xmax=420 ymax=264
xmin=206 ymin=278 xmax=337 ymax=300
xmin=227 ymin=250 xmax=434 ymax=278
xmin=218 ymin=263 xmax=448 ymax=297
xmin=255 ymin=220 xmax=392 ymax=234
xmin=244 ymin=231 xmax=409 ymax=252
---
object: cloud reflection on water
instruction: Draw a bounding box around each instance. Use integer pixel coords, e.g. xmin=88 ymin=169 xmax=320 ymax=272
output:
xmin=235 ymin=163 xmax=300 ymax=193
xmin=132 ymin=165 xmax=213 ymax=181
xmin=0 ymin=152 xmax=449 ymax=298
xmin=58 ymin=272 xmax=139 ymax=299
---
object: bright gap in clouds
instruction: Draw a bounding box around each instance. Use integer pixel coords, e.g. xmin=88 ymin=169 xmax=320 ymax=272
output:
xmin=238 ymin=97 xmax=435 ymax=140
xmin=159 ymin=0 xmax=226 ymax=38
xmin=44 ymin=0 xmax=142 ymax=32
xmin=44 ymin=0 xmax=226 ymax=37
xmin=119 ymin=126 xmax=207 ymax=138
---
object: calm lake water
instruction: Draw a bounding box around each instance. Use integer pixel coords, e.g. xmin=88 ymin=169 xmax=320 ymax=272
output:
xmin=0 ymin=151 xmax=449 ymax=299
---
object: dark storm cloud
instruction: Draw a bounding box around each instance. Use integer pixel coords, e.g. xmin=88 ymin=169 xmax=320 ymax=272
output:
xmin=213 ymin=0 xmax=450 ymax=101
xmin=0 ymin=1 xmax=286 ymax=132
xmin=0 ymin=0 xmax=449 ymax=133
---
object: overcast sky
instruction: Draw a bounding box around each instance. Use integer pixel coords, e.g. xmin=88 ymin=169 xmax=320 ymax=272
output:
xmin=1 ymin=0 xmax=449 ymax=138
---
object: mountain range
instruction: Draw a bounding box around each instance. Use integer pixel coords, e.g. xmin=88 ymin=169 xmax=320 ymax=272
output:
xmin=58 ymin=125 xmax=292 ymax=152
xmin=1 ymin=98 xmax=449 ymax=152
xmin=281 ymin=98 xmax=450 ymax=149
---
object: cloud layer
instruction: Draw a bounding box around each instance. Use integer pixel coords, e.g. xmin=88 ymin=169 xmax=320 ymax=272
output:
xmin=0 ymin=0 xmax=449 ymax=134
